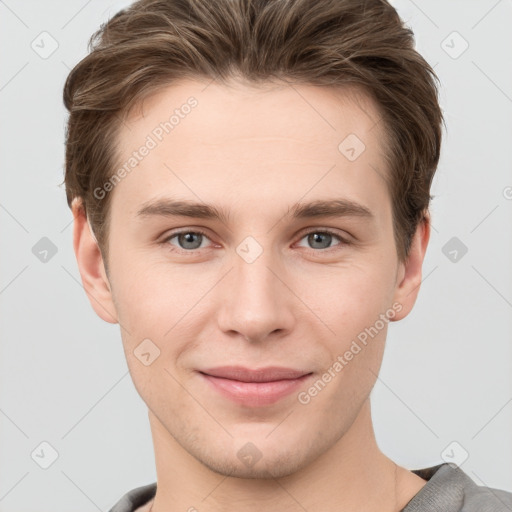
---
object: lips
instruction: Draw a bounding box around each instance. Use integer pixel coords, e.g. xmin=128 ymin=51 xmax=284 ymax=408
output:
xmin=198 ymin=366 xmax=313 ymax=407
xmin=199 ymin=365 xmax=310 ymax=382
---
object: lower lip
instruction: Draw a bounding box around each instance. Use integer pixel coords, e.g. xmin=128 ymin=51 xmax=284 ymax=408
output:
xmin=199 ymin=372 xmax=313 ymax=407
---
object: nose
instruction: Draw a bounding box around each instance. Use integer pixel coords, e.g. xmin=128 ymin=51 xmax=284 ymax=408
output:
xmin=216 ymin=242 xmax=295 ymax=343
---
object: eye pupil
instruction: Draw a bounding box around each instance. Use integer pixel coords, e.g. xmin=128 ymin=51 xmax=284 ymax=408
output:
xmin=179 ymin=232 xmax=202 ymax=249
xmin=308 ymin=232 xmax=332 ymax=249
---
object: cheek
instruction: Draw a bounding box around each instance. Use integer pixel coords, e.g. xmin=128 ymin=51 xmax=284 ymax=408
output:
xmin=301 ymin=261 xmax=394 ymax=330
xmin=109 ymin=251 xmax=192 ymax=332
xmin=109 ymin=258 xmax=210 ymax=376
xmin=314 ymin=299 xmax=390 ymax=419
xmin=298 ymin=263 xmax=395 ymax=398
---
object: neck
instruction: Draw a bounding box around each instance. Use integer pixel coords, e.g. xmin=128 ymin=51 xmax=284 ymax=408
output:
xmin=146 ymin=400 xmax=422 ymax=512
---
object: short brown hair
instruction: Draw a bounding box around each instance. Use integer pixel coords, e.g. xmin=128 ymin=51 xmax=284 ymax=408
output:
xmin=62 ymin=0 xmax=444 ymax=267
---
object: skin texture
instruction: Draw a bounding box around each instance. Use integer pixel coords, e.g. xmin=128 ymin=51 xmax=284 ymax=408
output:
xmin=72 ymin=79 xmax=430 ymax=511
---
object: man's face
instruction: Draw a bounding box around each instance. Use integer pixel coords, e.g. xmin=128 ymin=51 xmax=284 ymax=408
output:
xmin=78 ymin=79 xmax=426 ymax=478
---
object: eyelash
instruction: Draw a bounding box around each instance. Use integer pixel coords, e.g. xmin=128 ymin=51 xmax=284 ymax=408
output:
xmin=160 ymin=228 xmax=351 ymax=254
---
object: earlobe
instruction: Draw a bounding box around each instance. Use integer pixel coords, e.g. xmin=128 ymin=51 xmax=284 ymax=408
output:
xmin=390 ymin=213 xmax=431 ymax=322
xmin=71 ymin=198 xmax=118 ymax=324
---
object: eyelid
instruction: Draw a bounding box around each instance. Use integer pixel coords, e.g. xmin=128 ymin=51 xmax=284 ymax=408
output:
xmin=296 ymin=226 xmax=350 ymax=241
xmin=295 ymin=227 xmax=351 ymax=249
xmin=160 ymin=228 xmax=214 ymax=247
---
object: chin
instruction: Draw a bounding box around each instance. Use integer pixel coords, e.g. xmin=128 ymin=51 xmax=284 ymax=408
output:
xmin=200 ymin=452 xmax=307 ymax=480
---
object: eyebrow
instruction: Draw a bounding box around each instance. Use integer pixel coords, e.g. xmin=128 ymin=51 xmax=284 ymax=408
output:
xmin=136 ymin=197 xmax=374 ymax=223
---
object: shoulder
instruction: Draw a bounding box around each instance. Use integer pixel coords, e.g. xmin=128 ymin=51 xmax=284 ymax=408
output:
xmin=462 ymin=473 xmax=512 ymax=512
xmin=403 ymin=463 xmax=512 ymax=512
xmin=109 ymin=482 xmax=157 ymax=512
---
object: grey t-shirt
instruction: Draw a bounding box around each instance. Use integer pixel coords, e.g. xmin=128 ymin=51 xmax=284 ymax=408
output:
xmin=109 ymin=462 xmax=512 ymax=512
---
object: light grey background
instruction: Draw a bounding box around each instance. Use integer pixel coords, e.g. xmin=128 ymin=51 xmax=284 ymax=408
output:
xmin=1 ymin=1 xmax=511 ymax=511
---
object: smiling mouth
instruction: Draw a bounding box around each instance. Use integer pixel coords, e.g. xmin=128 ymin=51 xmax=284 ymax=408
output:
xmin=197 ymin=367 xmax=314 ymax=406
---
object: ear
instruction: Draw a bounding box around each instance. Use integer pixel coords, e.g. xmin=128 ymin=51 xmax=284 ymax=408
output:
xmin=71 ymin=198 xmax=118 ymax=324
xmin=390 ymin=212 xmax=431 ymax=322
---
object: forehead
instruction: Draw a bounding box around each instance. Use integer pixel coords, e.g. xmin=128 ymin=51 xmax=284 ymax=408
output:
xmin=110 ymin=78 xmax=391 ymax=224
xmin=123 ymin=78 xmax=385 ymax=152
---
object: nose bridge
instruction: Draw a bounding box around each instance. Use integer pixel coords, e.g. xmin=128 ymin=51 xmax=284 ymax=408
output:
xmin=216 ymin=234 xmax=293 ymax=341
xmin=235 ymin=237 xmax=279 ymax=299
xmin=234 ymin=233 xmax=283 ymax=307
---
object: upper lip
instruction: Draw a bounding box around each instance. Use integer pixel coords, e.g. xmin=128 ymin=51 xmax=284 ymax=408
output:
xmin=199 ymin=366 xmax=312 ymax=382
